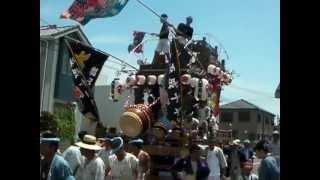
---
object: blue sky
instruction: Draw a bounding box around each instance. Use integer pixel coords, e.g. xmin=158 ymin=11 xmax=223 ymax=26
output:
xmin=41 ymin=0 xmax=280 ymax=117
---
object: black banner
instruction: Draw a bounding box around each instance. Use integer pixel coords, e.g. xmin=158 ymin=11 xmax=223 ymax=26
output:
xmin=166 ymin=39 xmax=181 ymax=121
xmin=65 ymin=39 xmax=109 ymax=121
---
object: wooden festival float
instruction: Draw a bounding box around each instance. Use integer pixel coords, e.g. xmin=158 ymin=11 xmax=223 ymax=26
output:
xmin=110 ymin=34 xmax=234 ymax=178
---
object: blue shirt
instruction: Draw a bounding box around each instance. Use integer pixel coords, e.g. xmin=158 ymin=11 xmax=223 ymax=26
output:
xmin=48 ymin=154 xmax=75 ymax=180
xmin=258 ymin=155 xmax=280 ymax=180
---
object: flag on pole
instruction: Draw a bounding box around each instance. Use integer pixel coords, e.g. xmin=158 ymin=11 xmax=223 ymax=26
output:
xmin=67 ymin=39 xmax=109 ymax=89
xmin=128 ymin=31 xmax=146 ymax=53
xmin=65 ymin=39 xmax=108 ymax=121
xmin=61 ymin=0 xmax=130 ymax=25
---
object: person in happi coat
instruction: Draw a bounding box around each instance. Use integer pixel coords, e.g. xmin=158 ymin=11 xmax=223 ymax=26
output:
xmin=40 ymin=131 xmax=75 ymax=180
xmin=172 ymin=144 xmax=210 ymax=180
xmin=75 ymin=135 xmax=105 ymax=180
xmin=105 ymin=136 xmax=139 ymax=180
xmin=151 ymin=13 xmax=171 ymax=64
xmin=128 ymin=138 xmax=152 ymax=180
xmin=255 ymin=140 xmax=280 ymax=180
xmin=176 ymin=16 xmax=194 ymax=45
xmin=62 ymin=131 xmax=87 ymax=175
xmin=206 ymin=138 xmax=228 ymax=180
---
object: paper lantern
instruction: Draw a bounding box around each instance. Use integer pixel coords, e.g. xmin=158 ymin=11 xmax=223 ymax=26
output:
xmin=207 ymin=64 xmax=216 ymax=75
xmin=111 ymin=78 xmax=123 ymax=102
xmin=126 ymin=75 xmax=137 ymax=86
xmin=190 ymin=77 xmax=199 ymax=88
xmin=136 ymin=75 xmax=146 ymax=85
xmin=200 ymin=78 xmax=209 ymax=101
xmin=180 ymin=74 xmax=192 ymax=85
xmin=147 ymin=75 xmax=157 ymax=85
xmin=158 ymin=74 xmax=165 ymax=85
xmin=213 ymin=67 xmax=221 ymax=76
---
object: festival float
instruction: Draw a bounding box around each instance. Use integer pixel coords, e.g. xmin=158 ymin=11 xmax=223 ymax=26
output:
xmin=112 ymin=31 xmax=234 ymax=176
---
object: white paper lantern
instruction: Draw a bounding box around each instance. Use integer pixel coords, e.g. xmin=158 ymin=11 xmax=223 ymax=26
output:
xmin=213 ymin=67 xmax=221 ymax=76
xmin=190 ymin=77 xmax=199 ymax=88
xmin=136 ymin=75 xmax=146 ymax=85
xmin=126 ymin=75 xmax=137 ymax=86
xmin=207 ymin=64 xmax=216 ymax=75
xmin=158 ymin=74 xmax=165 ymax=85
xmin=200 ymin=78 xmax=209 ymax=101
xmin=147 ymin=75 xmax=157 ymax=85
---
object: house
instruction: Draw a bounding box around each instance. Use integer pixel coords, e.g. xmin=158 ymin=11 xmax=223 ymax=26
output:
xmin=219 ymin=99 xmax=275 ymax=141
xmin=275 ymin=83 xmax=280 ymax=98
xmin=40 ymin=25 xmax=91 ymax=113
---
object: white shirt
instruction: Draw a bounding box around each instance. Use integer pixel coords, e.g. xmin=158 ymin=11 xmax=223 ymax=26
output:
xmin=207 ymin=147 xmax=227 ymax=177
xmin=98 ymin=149 xmax=112 ymax=168
xmin=75 ymin=156 xmax=105 ymax=180
xmin=62 ymin=145 xmax=82 ymax=175
xmin=106 ymin=152 xmax=139 ymax=180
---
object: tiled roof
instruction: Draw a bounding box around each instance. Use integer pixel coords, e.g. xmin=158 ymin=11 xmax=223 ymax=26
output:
xmin=40 ymin=25 xmax=78 ymax=37
xmin=40 ymin=25 xmax=91 ymax=45
xmin=221 ymin=99 xmax=275 ymax=116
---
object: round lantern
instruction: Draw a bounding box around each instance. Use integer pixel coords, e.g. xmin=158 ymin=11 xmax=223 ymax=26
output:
xmin=136 ymin=75 xmax=146 ymax=85
xmin=158 ymin=74 xmax=165 ymax=85
xmin=180 ymin=74 xmax=192 ymax=85
xmin=126 ymin=75 xmax=137 ymax=87
xmin=213 ymin=67 xmax=221 ymax=76
xmin=190 ymin=77 xmax=199 ymax=88
xmin=207 ymin=64 xmax=216 ymax=75
xmin=147 ymin=75 xmax=157 ymax=85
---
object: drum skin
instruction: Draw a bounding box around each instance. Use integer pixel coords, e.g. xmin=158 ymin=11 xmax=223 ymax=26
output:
xmin=120 ymin=103 xmax=155 ymax=137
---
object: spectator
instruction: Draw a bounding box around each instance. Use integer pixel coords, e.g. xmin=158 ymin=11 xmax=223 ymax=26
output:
xmin=226 ymin=139 xmax=243 ymax=180
xmin=255 ymin=140 xmax=280 ymax=180
xmin=240 ymin=139 xmax=254 ymax=163
xmin=206 ymin=139 xmax=228 ymax=180
xmin=172 ymin=144 xmax=210 ymax=180
xmin=97 ymin=135 xmax=113 ymax=170
xmin=75 ymin=135 xmax=105 ymax=180
xmin=128 ymin=138 xmax=152 ymax=180
xmin=40 ymin=131 xmax=75 ymax=180
xmin=105 ymin=137 xmax=139 ymax=180
xmin=237 ymin=161 xmax=258 ymax=180
xmin=270 ymin=130 xmax=280 ymax=168
xmin=62 ymin=131 xmax=87 ymax=175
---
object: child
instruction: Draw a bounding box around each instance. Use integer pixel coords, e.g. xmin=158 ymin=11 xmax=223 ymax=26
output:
xmin=238 ymin=161 xmax=259 ymax=180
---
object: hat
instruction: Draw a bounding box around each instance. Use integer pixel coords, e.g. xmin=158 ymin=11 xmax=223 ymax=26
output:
xmin=232 ymin=139 xmax=241 ymax=146
xmin=75 ymin=135 xmax=102 ymax=151
xmin=128 ymin=138 xmax=144 ymax=146
xmin=110 ymin=137 xmax=124 ymax=154
xmin=273 ymin=130 xmax=280 ymax=135
xmin=40 ymin=131 xmax=60 ymax=144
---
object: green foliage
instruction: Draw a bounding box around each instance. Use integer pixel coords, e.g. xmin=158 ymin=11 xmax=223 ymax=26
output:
xmin=40 ymin=111 xmax=58 ymax=132
xmin=54 ymin=104 xmax=75 ymax=142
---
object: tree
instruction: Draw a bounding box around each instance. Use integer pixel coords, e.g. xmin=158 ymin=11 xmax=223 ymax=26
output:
xmin=54 ymin=103 xmax=75 ymax=143
xmin=40 ymin=111 xmax=58 ymax=133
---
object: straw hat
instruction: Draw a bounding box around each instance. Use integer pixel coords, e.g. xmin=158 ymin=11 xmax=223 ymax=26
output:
xmin=75 ymin=135 xmax=102 ymax=151
xmin=232 ymin=139 xmax=241 ymax=146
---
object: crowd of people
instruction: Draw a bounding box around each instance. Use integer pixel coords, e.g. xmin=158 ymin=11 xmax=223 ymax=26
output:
xmin=40 ymin=128 xmax=280 ymax=180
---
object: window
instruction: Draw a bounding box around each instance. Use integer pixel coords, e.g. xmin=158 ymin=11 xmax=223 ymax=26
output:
xmin=59 ymin=43 xmax=72 ymax=75
xmin=238 ymin=111 xmax=250 ymax=122
xmin=257 ymin=114 xmax=261 ymax=123
xmin=265 ymin=117 xmax=269 ymax=124
xmin=221 ymin=112 xmax=233 ymax=123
